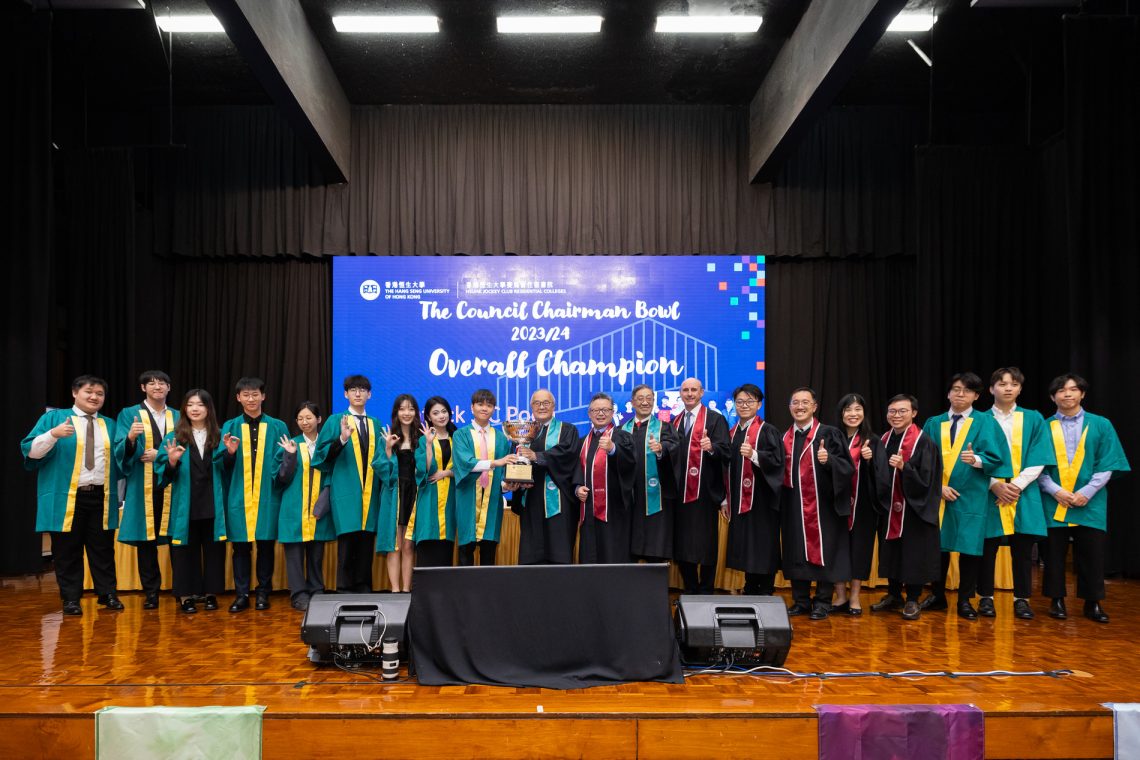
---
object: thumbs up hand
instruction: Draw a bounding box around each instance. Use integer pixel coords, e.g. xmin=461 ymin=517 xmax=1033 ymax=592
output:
xmin=960 ymin=442 xmax=976 ymax=465
xmin=647 ymin=433 xmax=662 ymax=455
xmin=861 ymin=441 xmax=873 ymax=461
xmin=816 ymin=441 xmax=829 ymax=464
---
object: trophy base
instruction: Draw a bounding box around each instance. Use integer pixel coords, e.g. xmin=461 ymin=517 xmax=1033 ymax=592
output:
xmin=503 ymin=461 xmax=534 ymax=486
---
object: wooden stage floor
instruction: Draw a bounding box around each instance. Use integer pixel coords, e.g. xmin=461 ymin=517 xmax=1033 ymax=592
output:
xmin=1 ymin=570 xmax=1137 ymax=760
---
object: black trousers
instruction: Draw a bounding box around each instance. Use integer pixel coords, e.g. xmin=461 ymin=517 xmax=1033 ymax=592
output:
xmin=283 ymin=541 xmax=326 ymax=601
xmin=1044 ymin=525 xmax=1106 ymax=601
xmin=51 ymin=487 xmax=117 ymax=601
xmin=415 ymin=540 xmax=455 ymax=567
xmin=337 ymin=531 xmax=376 ymax=593
xmin=677 ymin=562 xmax=716 ymax=594
xmin=791 ymin=580 xmax=835 ymax=606
xmin=743 ymin=573 xmax=775 ymax=596
xmin=231 ymin=539 xmax=275 ymax=596
xmin=886 ymin=579 xmax=926 ymax=602
xmin=170 ymin=518 xmax=226 ymax=598
xmin=978 ymin=533 xmax=1039 ymax=599
xmin=457 ymin=540 xmax=498 ymax=566
xmin=136 ymin=541 xmax=162 ymax=596
xmin=930 ymin=551 xmax=981 ymax=600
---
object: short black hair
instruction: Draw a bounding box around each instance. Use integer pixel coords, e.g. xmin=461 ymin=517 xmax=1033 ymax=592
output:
xmin=343 ymin=374 xmax=372 ymax=392
xmin=235 ymin=377 xmax=265 ymax=393
xmin=947 ymin=372 xmax=983 ymax=394
xmin=789 ymin=386 xmax=817 ymax=403
xmin=72 ymin=374 xmax=108 ymax=392
xmin=138 ymin=370 xmax=171 ymax=386
xmin=989 ymin=367 xmax=1025 ymax=386
xmin=1048 ymin=373 xmax=1089 ymax=397
xmin=589 ymin=391 xmax=615 ymax=407
xmin=886 ymin=393 xmax=919 ymax=412
xmin=733 ymin=383 xmax=764 ymax=403
xmin=295 ymin=401 xmax=321 ymax=419
xmin=471 ymin=388 xmax=496 ymax=406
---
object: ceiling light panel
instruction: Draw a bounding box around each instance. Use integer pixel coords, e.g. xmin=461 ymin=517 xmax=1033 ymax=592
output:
xmin=332 ymin=16 xmax=440 ymax=33
xmin=655 ymin=16 xmax=763 ymax=33
xmin=154 ymin=15 xmax=224 ymax=33
xmin=886 ymin=12 xmax=937 ymax=32
xmin=496 ymin=16 xmax=603 ymax=34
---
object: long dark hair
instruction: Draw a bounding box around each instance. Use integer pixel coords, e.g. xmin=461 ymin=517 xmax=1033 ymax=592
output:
xmin=835 ymin=393 xmax=876 ymax=443
xmin=390 ymin=393 xmax=422 ymax=448
xmin=423 ymin=396 xmax=457 ymax=437
xmin=174 ymin=389 xmax=220 ymax=451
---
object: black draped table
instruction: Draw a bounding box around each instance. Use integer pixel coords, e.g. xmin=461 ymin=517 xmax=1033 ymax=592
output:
xmin=408 ymin=563 xmax=683 ymax=689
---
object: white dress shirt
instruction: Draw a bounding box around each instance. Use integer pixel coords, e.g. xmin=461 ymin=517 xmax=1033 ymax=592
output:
xmin=988 ymin=404 xmax=1044 ymax=491
xmin=29 ymin=406 xmax=107 ymax=486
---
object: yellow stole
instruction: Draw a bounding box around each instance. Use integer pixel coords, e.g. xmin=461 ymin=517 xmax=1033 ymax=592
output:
xmin=139 ymin=408 xmax=175 ymax=540
xmin=299 ymin=442 xmax=321 ymax=542
xmin=1049 ymin=419 xmax=1088 ymax=524
xmin=64 ymin=416 xmax=114 ymax=531
xmin=474 ymin=426 xmax=495 ymax=541
xmin=407 ymin=437 xmax=451 ymax=541
xmin=350 ymin=417 xmax=376 ymax=531
xmin=994 ymin=412 xmax=1024 ymax=536
xmin=939 ymin=416 xmax=973 ymax=526
xmin=241 ymin=422 xmax=268 ymax=540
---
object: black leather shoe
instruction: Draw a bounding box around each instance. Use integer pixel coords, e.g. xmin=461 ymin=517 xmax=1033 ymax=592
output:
xmin=97 ymin=593 xmax=125 ymax=611
xmin=179 ymin=597 xmax=198 ymax=614
xmin=870 ymin=594 xmax=903 ymax=613
xmin=1083 ymin=601 xmax=1109 ymax=623
xmin=203 ymin=595 xmax=219 ymax=611
xmin=62 ymin=600 xmax=82 ymax=616
xmin=1013 ymin=599 xmax=1034 ymax=620
xmin=919 ymin=594 xmax=948 ymax=612
xmin=143 ymin=593 xmax=160 ymax=610
xmin=809 ymin=602 xmax=830 ymax=620
xmin=1049 ymin=598 xmax=1067 ymax=619
xmin=787 ymin=602 xmax=811 ymax=617
xmin=255 ymin=592 xmax=270 ymax=611
xmin=957 ymin=601 xmax=978 ymax=620
xmin=830 ymin=601 xmax=850 ymax=614
xmin=901 ymin=600 xmax=920 ymax=620
xmin=846 ymin=605 xmax=863 ymax=616
xmin=229 ymin=595 xmax=250 ymax=613
xmin=977 ymin=597 xmax=996 ymax=617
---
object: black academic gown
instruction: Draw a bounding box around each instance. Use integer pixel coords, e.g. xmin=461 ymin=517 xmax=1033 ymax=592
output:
xmin=628 ymin=418 xmax=680 ymax=560
xmin=671 ymin=407 xmax=732 ymax=564
xmin=873 ymin=430 xmax=944 ymax=585
xmin=509 ymin=420 xmax=581 ymax=565
xmin=572 ymin=428 xmax=636 ymax=564
xmin=779 ymin=423 xmax=854 ymax=583
xmin=725 ymin=420 xmax=785 ymax=575
xmin=847 ymin=435 xmax=885 ymax=581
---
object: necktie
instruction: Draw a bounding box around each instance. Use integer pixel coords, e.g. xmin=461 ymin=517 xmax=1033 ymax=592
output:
xmin=683 ymin=411 xmax=693 ymax=438
xmin=950 ymin=413 xmax=963 ymax=443
xmin=84 ymin=415 xmax=96 ymax=471
xmin=477 ymin=428 xmax=490 ymax=489
xmin=355 ymin=415 xmax=369 ymax=458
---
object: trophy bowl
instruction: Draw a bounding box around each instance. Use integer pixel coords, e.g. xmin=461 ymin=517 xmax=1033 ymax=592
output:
xmin=501 ymin=419 xmax=539 ymax=485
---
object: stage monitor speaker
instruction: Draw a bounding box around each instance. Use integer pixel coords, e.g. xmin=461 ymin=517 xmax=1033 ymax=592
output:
xmin=674 ymin=595 xmax=793 ymax=668
xmin=300 ymin=594 xmax=410 ymax=666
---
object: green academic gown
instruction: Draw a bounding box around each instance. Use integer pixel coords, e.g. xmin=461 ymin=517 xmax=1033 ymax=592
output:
xmin=275 ymin=435 xmax=336 ymax=544
xmin=114 ymin=404 xmax=180 ymax=545
xmin=371 ymin=445 xmax=402 ymax=553
xmin=981 ymin=407 xmax=1055 ymax=539
xmin=21 ymin=408 xmax=121 ymax=533
xmin=452 ymin=424 xmax=513 ymax=546
xmin=407 ymin=435 xmax=457 ymax=543
xmin=1042 ymin=412 xmax=1131 ymax=532
xmin=311 ymin=412 xmax=384 ymax=537
xmin=922 ymin=411 xmax=1012 ymax=556
xmin=155 ymin=432 xmax=227 ymax=546
xmin=214 ymin=414 xmax=288 ymax=542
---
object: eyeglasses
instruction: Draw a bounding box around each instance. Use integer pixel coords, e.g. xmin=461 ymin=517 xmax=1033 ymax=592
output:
xmin=790 ymin=401 xmax=814 ymax=408
xmin=347 ymin=387 xmax=369 ymax=394
xmin=588 ymin=407 xmax=613 ymax=415
xmin=533 ymin=400 xmax=554 ymax=408
xmin=886 ymin=409 xmax=912 ymax=416
xmin=949 ymin=387 xmax=973 ymax=395
xmin=734 ymin=398 xmax=759 ymax=407
xmin=238 ymin=392 xmax=262 ymax=400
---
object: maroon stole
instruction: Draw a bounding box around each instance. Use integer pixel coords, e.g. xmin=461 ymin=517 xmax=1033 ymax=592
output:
xmin=880 ymin=423 xmax=921 ymax=540
xmin=579 ymin=423 xmax=615 ymax=524
xmin=673 ymin=405 xmax=708 ymax=503
xmin=783 ymin=419 xmax=824 ymax=566
xmin=846 ymin=435 xmax=863 ymax=530
xmin=726 ymin=418 xmax=765 ymax=516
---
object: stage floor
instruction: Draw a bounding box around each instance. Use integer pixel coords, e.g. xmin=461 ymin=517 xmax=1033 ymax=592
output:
xmin=0 ymin=570 xmax=1136 ymax=759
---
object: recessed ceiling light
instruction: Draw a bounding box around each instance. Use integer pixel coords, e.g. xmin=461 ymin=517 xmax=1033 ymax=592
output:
xmin=655 ymin=15 xmax=763 ymax=33
xmin=154 ymin=14 xmax=224 ymax=33
xmin=496 ymin=16 xmax=603 ymax=34
xmin=332 ymin=16 xmax=440 ymax=33
xmin=886 ymin=12 xmax=937 ymax=32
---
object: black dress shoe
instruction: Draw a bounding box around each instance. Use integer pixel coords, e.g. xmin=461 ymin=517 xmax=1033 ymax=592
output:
xmin=919 ymin=594 xmax=948 ymax=612
xmin=870 ymin=594 xmax=903 ymax=613
xmin=229 ymin=595 xmax=250 ymax=613
xmin=957 ymin=601 xmax=978 ymax=620
xmin=1083 ymin=601 xmax=1109 ymax=623
xmin=143 ymin=593 xmax=160 ymax=610
xmin=203 ymin=595 xmax=219 ymax=611
xmin=830 ymin=601 xmax=850 ymax=614
xmin=62 ymin=600 xmax=82 ymax=616
xmin=1049 ymin=598 xmax=1067 ymax=619
xmin=977 ymin=597 xmax=996 ymax=617
xmin=787 ymin=602 xmax=811 ymax=617
xmin=809 ymin=602 xmax=830 ymax=621
xmin=846 ymin=605 xmax=864 ymax=616
xmin=179 ymin=597 xmax=198 ymax=614
xmin=901 ymin=600 xmax=921 ymax=620
xmin=97 ymin=593 xmax=125 ymax=611
xmin=1013 ymin=599 xmax=1035 ymax=620
xmin=255 ymin=592 xmax=270 ymax=611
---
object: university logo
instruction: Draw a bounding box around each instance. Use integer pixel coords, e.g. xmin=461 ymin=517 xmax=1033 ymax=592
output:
xmin=359 ymin=280 xmax=381 ymax=301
